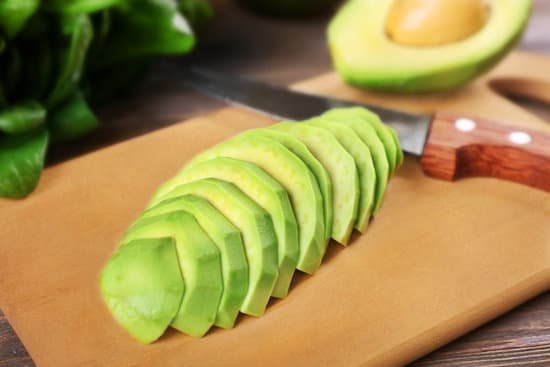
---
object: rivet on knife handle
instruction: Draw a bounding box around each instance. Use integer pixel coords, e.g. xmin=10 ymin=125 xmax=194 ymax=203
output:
xmin=420 ymin=112 xmax=550 ymax=191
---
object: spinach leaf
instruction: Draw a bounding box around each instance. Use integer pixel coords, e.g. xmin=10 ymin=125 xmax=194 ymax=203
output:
xmin=46 ymin=14 xmax=93 ymax=108
xmin=0 ymin=101 xmax=46 ymax=134
xmin=0 ymin=127 xmax=48 ymax=198
xmin=48 ymin=90 xmax=98 ymax=143
xmin=0 ymin=0 xmax=40 ymax=38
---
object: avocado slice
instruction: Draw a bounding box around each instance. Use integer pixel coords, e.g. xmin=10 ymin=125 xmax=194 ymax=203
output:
xmin=123 ymin=212 xmax=222 ymax=337
xmin=185 ymin=134 xmax=326 ymax=275
xmin=242 ymin=128 xmax=333 ymax=240
xmin=324 ymin=107 xmax=400 ymax=175
xmin=153 ymin=157 xmax=299 ymax=299
xmin=141 ymin=195 xmax=248 ymax=329
xmin=328 ymin=0 xmax=531 ymax=92
xmin=306 ymin=118 xmax=376 ymax=232
xmin=153 ymin=178 xmax=279 ymax=317
xmin=271 ymin=122 xmax=359 ymax=245
xmin=322 ymin=108 xmax=390 ymax=214
xmin=99 ymin=238 xmax=184 ymax=344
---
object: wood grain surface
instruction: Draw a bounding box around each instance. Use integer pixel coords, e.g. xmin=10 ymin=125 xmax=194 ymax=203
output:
xmin=1 ymin=0 xmax=549 ymax=366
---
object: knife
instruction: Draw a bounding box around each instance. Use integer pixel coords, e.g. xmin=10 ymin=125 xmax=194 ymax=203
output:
xmin=180 ymin=68 xmax=550 ymax=192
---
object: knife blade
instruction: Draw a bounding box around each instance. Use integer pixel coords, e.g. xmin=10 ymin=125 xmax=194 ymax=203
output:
xmin=180 ymin=67 xmax=430 ymax=156
xmin=180 ymin=67 xmax=550 ymax=192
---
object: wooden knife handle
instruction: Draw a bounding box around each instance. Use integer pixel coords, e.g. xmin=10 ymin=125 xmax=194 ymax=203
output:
xmin=420 ymin=112 xmax=550 ymax=191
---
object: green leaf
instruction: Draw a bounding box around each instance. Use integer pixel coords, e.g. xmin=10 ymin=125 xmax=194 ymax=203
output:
xmin=0 ymin=126 xmax=48 ymax=198
xmin=42 ymin=0 xmax=123 ymax=14
xmin=0 ymin=101 xmax=46 ymax=134
xmin=90 ymin=0 xmax=195 ymax=67
xmin=46 ymin=14 xmax=94 ymax=108
xmin=0 ymin=0 xmax=40 ymax=38
xmin=48 ymin=90 xmax=98 ymax=143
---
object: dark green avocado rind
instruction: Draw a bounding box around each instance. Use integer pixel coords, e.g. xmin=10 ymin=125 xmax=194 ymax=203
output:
xmin=123 ymin=212 xmax=223 ymax=337
xmin=155 ymin=157 xmax=299 ymax=300
xmin=156 ymin=178 xmax=279 ymax=317
xmin=242 ymin=128 xmax=333 ymax=241
xmin=141 ymin=195 xmax=249 ymax=329
xmin=99 ymin=238 xmax=184 ymax=344
xmin=185 ymin=134 xmax=327 ymax=275
xmin=328 ymin=0 xmax=532 ymax=93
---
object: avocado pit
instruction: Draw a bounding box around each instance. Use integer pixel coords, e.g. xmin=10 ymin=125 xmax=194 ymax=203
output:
xmin=386 ymin=0 xmax=489 ymax=47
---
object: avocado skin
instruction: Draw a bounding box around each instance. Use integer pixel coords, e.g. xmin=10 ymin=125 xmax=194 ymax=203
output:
xmin=237 ymin=0 xmax=337 ymax=16
xmin=328 ymin=0 xmax=531 ymax=93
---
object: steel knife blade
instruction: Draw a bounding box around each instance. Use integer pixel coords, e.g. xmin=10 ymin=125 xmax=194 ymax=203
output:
xmin=179 ymin=67 xmax=550 ymax=191
xmin=180 ymin=67 xmax=431 ymax=156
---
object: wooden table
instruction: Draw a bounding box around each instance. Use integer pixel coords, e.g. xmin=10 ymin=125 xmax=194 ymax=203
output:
xmin=1 ymin=0 xmax=549 ymax=365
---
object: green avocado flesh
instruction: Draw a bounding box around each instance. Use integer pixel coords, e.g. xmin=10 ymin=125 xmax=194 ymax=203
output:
xmin=122 ymin=212 xmax=223 ymax=337
xmin=326 ymin=107 xmax=398 ymax=174
xmin=100 ymin=238 xmax=183 ymax=344
xmin=100 ymin=107 xmax=403 ymax=342
xmin=153 ymin=178 xmax=279 ymax=317
xmin=322 ymin=108 xmax=390 ymax=214
xmin=141 ymin=195 xmax=248 ymax=329
xmin=306 ymin=118 xmax=376 ymax=232
xmin=187 ymin=134 xmax=327 ymax=275
xmin=153 ymin=157 xmax=299 ymax=299
xmin=328 ymin=0 xmax=531 ymax=93
xmin=271 ymin=122 xmax=359 ymax=245
xmin=243 ymin=129 xmax=333 ymax=240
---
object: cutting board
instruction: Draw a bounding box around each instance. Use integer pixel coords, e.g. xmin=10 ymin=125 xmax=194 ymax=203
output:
xmin=0 ymin=51 xmax=549 ymax=367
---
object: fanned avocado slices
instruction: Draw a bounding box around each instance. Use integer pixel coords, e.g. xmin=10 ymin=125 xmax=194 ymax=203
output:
xmin=100 ymin=107 xmax=403 ymax=342
xmin=243 ymin=128 xmax=333 ymax=240
xmin=154 ymin=178 xmax=279 ymax=317
xmin=99 ymin=238 xmax=184 ymax=344
xmin=337 ymin=107 xmax=399 ymax=174
xmin=141 ymin=195 xmax=248 ymax=329
xmin=186 ymin=134 xmax=327 ymax=275
xmin=322 ymin=108 xmax=390 ymax=214
xmin=271 ymin=122 xmax=359 ymax=245
xmin=306 ymin=118 xmax=377 ymax=233
xmin=153 ymin=157 xmax=299 ymax=299
xmin=123 ymin=211 xmax=223 ymax=337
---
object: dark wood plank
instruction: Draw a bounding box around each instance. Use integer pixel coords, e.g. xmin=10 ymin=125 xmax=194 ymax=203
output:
xmin=1 ymin=0 xmax=549 ymax=366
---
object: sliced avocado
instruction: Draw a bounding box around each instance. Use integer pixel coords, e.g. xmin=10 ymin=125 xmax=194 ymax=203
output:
xmin=327 ymin=107 xmax=398 ymax=174
xmin=306 ymin=118 xmax=376 ymax=232
xmin=271 ymin=122 xmax=359 ymax=245
xmin=153 ymin=157 xmax=299 ymax=299
xmin=322 ymin=108 xmax=390 ymax=214
xmin=184 ymin=134 xmax=326 ymax=275
xmin=242 ymin=128 xmax=333 ymax=240
xmin=388 ymin=126 xmax=404 ymax=168
xmin=141 ymin=195 xmax=248 ymax=329
xmin=123 ymin=212 xmax=222 ymax=337
xmin=328 ymin=0 xmax=531 ymax=92
xmin=152 ymin=178 xmax=278 ymax=317
xmin=99 ymin=238 xmax=184 ymax=344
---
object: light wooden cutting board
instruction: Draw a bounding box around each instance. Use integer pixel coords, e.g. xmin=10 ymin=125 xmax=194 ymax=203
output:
xmin=0 ymin=51 xmax=549 ymax=367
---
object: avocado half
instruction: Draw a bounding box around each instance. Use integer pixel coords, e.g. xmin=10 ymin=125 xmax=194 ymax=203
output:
xmin=328 ymin=0 xmax=531 ymax=93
